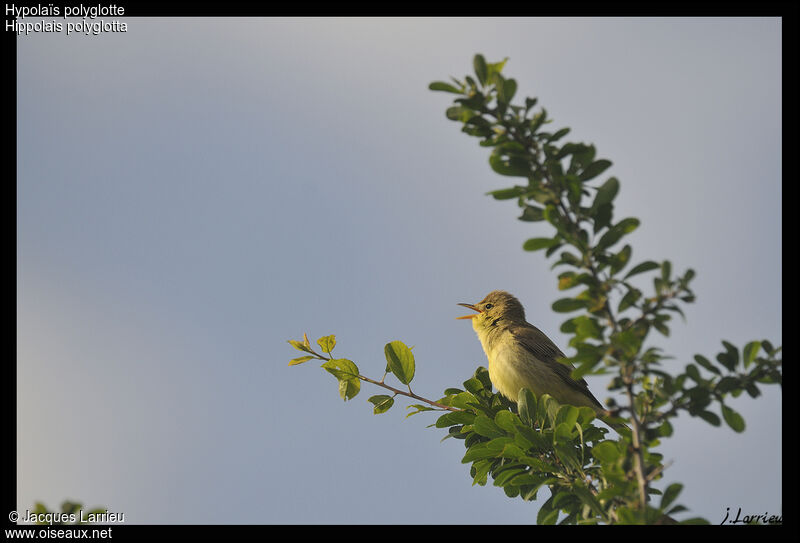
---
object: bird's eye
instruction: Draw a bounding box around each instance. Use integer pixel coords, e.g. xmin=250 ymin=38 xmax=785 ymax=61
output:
xmin=485 ymin=303 xmax=493 ymax=310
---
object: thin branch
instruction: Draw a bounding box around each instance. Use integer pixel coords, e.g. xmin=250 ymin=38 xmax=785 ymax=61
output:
xmin=358 ymin=375 xmax=460 ymax=412
xmin=311 ymin=347 xmax=460 ymax=413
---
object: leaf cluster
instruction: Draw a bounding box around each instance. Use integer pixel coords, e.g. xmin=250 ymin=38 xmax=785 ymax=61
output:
xmin=432 ymin=368 xmax=697 ymax=524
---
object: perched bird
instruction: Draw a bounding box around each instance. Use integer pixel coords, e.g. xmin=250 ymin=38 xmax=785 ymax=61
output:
xmin=457 ymin=290 xmax=627 ymax=433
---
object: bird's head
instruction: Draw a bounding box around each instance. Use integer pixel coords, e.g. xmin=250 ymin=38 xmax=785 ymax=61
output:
xmin=457 ymin=290 xmax=526 ymax=331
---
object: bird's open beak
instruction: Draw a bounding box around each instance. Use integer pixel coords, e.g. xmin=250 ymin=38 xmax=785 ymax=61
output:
xmin=456 ymin=303 xmax=481 ymax=320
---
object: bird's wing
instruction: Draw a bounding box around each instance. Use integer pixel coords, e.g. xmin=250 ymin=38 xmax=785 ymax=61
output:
xmin=509 ymin=323 xmax=605 ymax=411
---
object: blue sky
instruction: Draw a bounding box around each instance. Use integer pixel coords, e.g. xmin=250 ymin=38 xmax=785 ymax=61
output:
xmin=17 ymin=17 xmax=781 ymax=524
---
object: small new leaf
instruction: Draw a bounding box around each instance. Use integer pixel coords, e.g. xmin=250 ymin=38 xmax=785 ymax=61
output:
xmin=288 ymin=339 xmax=313 ymax=354
xmin=288 ymin=355 xmax=314 ymax=366
xmin=317 ymin=335 xmax=336 ymax=354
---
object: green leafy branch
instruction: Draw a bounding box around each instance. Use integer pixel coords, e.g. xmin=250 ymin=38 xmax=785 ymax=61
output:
xmin=288 ymin=333 xmax=460 ymax=414
xmin=647 ymin=340 xmax=783 ymax=434
xmin=288 ymin=335 xmax=698 ymax=524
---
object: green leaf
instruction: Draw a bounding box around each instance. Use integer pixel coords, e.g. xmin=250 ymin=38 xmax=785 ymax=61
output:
xmin=384 ymin=340 xmax=416 ymax=384
xmin=697 ymin=410 xmax=721 ymax=426
xmin=593 ymin=203 xmax=613 ymax=233
xmin=473 ymin=415 xmax=506 ymax=438
xmin=486 ymin=57 xmax=509 ymax=80
xmin=435 ymin=410 xmax=476 ymax=428
xmin=716 ymin=342 xmax=739 ymax=371
xmin=595 ymin=218 xmax=640 ymax=252
xmin=537 ymin=497 xmax=559 ymax=525
xmin=548 ymin=127 xmax=571 ymax=142
xmin=489 ymin=149 xmax=530 ymax=177
xmin=493 ymin=410 xmax=519 ymax=433
xmin=592 ymin=441 xmax=620 ymax=463
xmin=337 ymin=375 xmax=360 ymax=401
xmin=743 ymin=341 xmax=761 ymax=368
xmin=721 ymin=405 xmax=745 ymax=432
xmin=660 ymin=483 xmax=683 ymax=510
xmin=317 ymin=335 xmax=336 ymax=353
xmin=554 ymin=405 xmax=579 ymax=429
xmin=463 ymin=377 xmax=485 ymax=395
xmin=440 ymin=391 xmax=475 ymax=410
xmin=530 ymin=108 xmax=548 ymax=133
xmin=523 ymin=237 xmax=560 ymax=252
xmin=661 ymin=260 xmax=672 ymax=281
xmin=573 ymin=484 xmax=606 ymax=518
xmin=445 ymin=106 xmax=475 ymax=122
xmin=579 ymin=159 xmax=612 ymax=181
xmin=693 ymin=354 xmax=720 ymax=375
xmin=321 ymin=358 xmax=360 ymax=381
xmin=679 ymin=518 xmax=711 ymax=525
xmin=487 ymin=186 xmax=527 ymax=200
xmin=617 ymin=287 xmax=641 ymax=312
xmin=519 ymin=205 xmax=545 ymax=222
xmin=288 ymin=355 xmax=314 ymax=366
xmin=428 ymin=81 xmax=463 ymax=94
xmin=591 ymin=177 xmax=619 ymax=211
xmin=559 ymin=272 xmax=595 ymax=292
xmin=321 ymin=359 xmax=361 ymax=400
xmin=406 ymin=404 xmax=437 ymax=418
xmin=714 ymin=376 xmax=740 ymax=394
xmin=368 ymin=395 xmax=395 ymax=414
xmin=457 ymin=93 xmax=487 ymax=110
xmin=536 ymin=393 xmax=560 ymax=428
xmin=462 ymin=437 xmax=515 ymax=463
xmin=609 ymin=244 xmax=632 ymax=275
xmin=624 ymin=260 xmax=659 ymax=279
xmin=463 ymin=115 xmax=492 ymax=136
xmin=287 ymin=339 xmax=313 ymax=353
xmin=473 ymin=54 xmax=488 ymax=85
xmin=685 ymin=363 xmax=702 ymax=384
xmin=552 ymin=298 xmax=587 ymax=313
xmin=745 ymin=382 xmax=761 ymax=398
xmin=470 ymin=459 xmax=493 ymax=486
xmin=498 ymin=78 xmax=517 ymax=104
xmin=517 ymin=388 xmax=537 ymax=427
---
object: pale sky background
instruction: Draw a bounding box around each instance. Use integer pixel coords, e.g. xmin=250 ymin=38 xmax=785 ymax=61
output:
xmin=16 ymin=17 xmax=781 ymax=524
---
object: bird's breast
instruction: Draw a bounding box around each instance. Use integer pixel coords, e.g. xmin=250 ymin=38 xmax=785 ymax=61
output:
xmin=478 ymin=332 xmax=535 ymax=400
xmin=481 ymin=332 xmax=559 ymax=402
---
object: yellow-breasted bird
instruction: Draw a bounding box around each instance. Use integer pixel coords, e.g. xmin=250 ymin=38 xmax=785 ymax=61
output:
xmin=457 ymin=290 xmax=628 ymax=434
